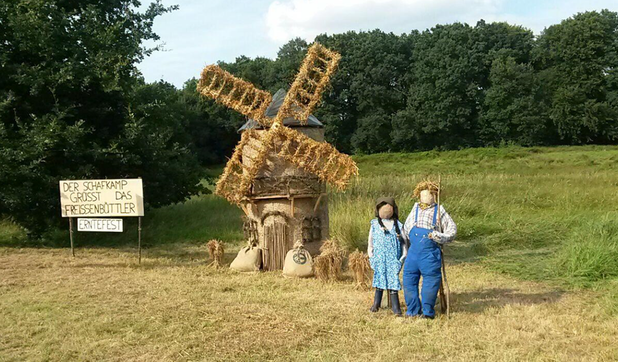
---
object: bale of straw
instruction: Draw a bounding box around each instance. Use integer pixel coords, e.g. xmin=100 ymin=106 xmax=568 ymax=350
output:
xmin=314 ymin=239 xmax=346 ymax=282
xmin=348 ymin=250 xmax=371 ymax=290
xmin=207 ymin=239 xmax=225 ymax=269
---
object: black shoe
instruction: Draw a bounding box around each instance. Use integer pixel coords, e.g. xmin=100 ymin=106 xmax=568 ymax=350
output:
xmin=390 ymin=290 xmax=402 ymax=317
xmin=420 ymin=314 xmax=435 ymax=319
xmin=370 ymin=289 xmax=383 ymax=312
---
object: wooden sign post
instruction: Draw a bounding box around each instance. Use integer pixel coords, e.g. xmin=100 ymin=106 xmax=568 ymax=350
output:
xmin=59 ymin=179 xmax=144 ymax=263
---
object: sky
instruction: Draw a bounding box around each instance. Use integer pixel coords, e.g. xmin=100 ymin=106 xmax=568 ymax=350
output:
xmin=137 ymin=0 xmax=617 ymax=87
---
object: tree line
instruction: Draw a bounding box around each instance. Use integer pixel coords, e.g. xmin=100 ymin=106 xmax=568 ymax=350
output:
xmin=196 ymin=10 xmax=618 ymax=156
xmin=0 ymin=1 xmax=616 ymax=235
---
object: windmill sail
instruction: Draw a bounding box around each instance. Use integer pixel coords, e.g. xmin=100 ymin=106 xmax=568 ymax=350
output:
xmin=276 ymin=44 xmax=341 ymax=125
xmin=215 ymin=130 xmax=273 ymax=205
xmin=272 ymin=126 xmax=358 ymax=190
xmin=197 ymin=65 xmax=273 ymax=127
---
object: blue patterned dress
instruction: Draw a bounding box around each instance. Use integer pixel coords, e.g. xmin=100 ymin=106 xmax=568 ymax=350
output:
xmin=369 ymin=219 xmax=404 ymax=290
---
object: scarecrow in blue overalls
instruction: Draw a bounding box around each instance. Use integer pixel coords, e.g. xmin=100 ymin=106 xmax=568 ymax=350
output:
xmin=402 ymin=181 xmax=457 ymax=319
xmin=367 ymin=197 xmax=408 ymax=316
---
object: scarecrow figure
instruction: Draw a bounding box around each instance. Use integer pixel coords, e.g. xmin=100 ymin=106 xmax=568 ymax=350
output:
xmin=402 ymin=181 xmax=457 ymax=319
xmin=368 ymin=197 xmax=408 ymax=316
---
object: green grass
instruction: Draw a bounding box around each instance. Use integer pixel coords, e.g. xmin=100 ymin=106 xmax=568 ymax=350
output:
xmin=2 ymin=144 xmax=618 ymax=289
xmin=2 ymin=145 xmax=618 ymax=361
xmin=333 ymin=145 xmax=618 ymax=290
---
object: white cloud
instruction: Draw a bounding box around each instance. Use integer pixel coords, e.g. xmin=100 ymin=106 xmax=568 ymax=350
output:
xmin=265 ymin=0 xmax=505 ymax=43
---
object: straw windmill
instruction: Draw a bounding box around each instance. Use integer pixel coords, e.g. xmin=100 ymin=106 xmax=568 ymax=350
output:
xmin=197 ymin=44 xmax=358 ymax=270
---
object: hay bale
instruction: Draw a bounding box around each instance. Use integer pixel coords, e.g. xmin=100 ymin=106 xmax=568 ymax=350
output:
xmin=207 ymin=239 xmax=225 ymax=269
xmin=348 ymin=250 xmax=371 ymax=290
xmin=314 ymin=239 xmax=345 ymax=282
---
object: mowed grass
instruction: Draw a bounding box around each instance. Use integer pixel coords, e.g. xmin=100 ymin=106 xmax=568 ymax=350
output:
xmin=2 ymin=145 xmax=618 ymax=361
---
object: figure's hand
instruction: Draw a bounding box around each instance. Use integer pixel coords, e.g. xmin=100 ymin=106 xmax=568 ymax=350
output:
xmin=399 ymin=255 xmax=406 ymax=263
xmin=429 ymin=232 xmax=442 ymax=243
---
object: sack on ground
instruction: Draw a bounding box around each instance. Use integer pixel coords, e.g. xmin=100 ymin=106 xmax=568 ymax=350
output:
xmin=230 ymin=245 xmax=261 ymax=272
xmin=283 ymin=246 xmax=314 ymax=278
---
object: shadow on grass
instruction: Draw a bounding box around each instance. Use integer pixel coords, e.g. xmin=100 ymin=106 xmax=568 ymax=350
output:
xmin=452 ymin=288 xmax=564 ymax=314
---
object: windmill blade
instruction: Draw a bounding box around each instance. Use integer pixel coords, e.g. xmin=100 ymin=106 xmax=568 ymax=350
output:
xmin=272 ymin=126 xmax=358 ymax=190
xmin=215 ymin=130 xmax=273 ymax=205
xmin=276 ymin=43 xmax=341 ymax=125
xmin=197 ymin=65 xmax=273 ymax=127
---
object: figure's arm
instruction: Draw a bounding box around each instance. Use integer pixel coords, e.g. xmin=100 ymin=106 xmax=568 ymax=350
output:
xmin=367 ymin=227 xmax=374 ymax=258
xmin=399 ymin=220 xmax=408 ymax=262
xmin=432 ymin=206 xmax=457 ymax=244
xmin=403 ymin=204 xmax=416 ymax=236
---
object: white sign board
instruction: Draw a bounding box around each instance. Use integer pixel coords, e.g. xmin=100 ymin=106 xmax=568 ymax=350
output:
xmin=77 ymin=218 xmax=123 ymax=232
xmin=59 ymin=179 xmax=144 ymax=217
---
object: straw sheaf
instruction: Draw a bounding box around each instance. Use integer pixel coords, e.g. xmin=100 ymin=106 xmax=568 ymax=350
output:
xmin=197 ymin=65 xmax=273 ymax=127
xmin=314 ymin=239 xmax=346 ymax=282
xmin=348 ymin=250 xmax=371 ymax=290
xmin=207 ymin=239 xmax=225 ymax=269
xmin=413 ymin=180 xmax=440 ymax=199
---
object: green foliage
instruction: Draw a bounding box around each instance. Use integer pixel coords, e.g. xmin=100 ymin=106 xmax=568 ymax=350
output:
xmin=192 ymin=10 xmax=618 ymax=156
xmin=480 ymin=52 xmax=552 ymax=145
xmin=179 ymin=78 xmax=245 ymax=164
xmin=393 ymin=21 xmax=535 ymax=151
xmin=534 ymin=10 xmax=618 ymax=143
xmin=315 ymin=30 xmax=413 ymax=153
xmin=0 ymin=1 xmax=205 ymax=236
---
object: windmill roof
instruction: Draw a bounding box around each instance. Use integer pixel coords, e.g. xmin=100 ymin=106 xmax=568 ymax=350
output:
xmin=238 ymin=88 xmax=324 ymax=132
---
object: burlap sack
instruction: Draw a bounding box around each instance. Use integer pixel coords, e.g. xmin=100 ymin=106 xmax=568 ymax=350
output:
xmin=283 ymin=246 xmax=314 ymax=278
xmin=230 ymin=245 xmax=261 ymax=272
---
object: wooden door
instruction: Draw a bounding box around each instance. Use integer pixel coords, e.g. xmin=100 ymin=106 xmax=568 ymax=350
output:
xmin=262 ymin=214 xmax=291 ymax=271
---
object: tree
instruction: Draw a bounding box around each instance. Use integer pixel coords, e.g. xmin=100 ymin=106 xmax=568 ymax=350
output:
xmin=393 ymin=21 xmax=535 ymax=151
xmin=480 ymin=52 xmax=553 ymax=145
xmin=269 ymin=38 xmax=309 ymax=93
xmin=179 ymin=78 xmax=246 ymax=165
xmin=534 ymin=10 xmax=618 ymax=143
xmin=0 ymin=0 xmax=204 ymax=236
xmin=315 ymin=30 xmax=414 ymax=153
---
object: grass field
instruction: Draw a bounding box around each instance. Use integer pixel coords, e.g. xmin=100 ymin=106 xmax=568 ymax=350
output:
xmin=2 ymin=145 xmax=618 ymax=361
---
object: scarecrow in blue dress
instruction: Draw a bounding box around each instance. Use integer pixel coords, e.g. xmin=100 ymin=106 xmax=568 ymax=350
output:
xmin=367 ymin=197 xmax=408 ymax=316
xmin=402 ymin=181 xmax=457 ymax=319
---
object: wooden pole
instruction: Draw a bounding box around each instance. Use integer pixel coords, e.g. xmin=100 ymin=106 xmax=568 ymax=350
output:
xmin=69 ymin=217 xmax=75 ymax=257
xmin=437 ymin=175 xmax=451 ymax=318
xmin=138 ymin=217 xmax=142 ymax=265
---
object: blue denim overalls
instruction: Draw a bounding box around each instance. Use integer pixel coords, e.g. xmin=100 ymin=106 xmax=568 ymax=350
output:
xmin=403 ymin=205 xmax=442 ymax=317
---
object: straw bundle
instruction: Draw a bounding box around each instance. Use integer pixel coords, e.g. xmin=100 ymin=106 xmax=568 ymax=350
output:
xmin=314 ymin=239 xmax=346 ymax=282
xmin=348 ymin=250 xmax=371 ymax=290
xmin=207 ymin=239 xmax=225 ymax=268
